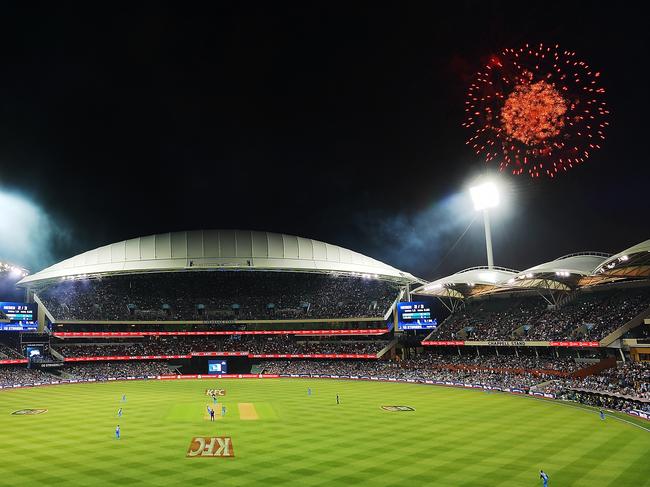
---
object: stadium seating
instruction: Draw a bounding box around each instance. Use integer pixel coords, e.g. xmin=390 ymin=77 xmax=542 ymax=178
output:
xmin=432 ymin=287 xmax=650 ymax=341
xmin=51 ymin=335 xmax=389 ymax=357
xmin=38 ymin=271 xmax=401 ymax=321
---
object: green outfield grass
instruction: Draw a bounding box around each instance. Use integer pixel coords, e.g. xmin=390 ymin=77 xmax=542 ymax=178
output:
xmin=1 ymin=379 xmax=649 ymax=486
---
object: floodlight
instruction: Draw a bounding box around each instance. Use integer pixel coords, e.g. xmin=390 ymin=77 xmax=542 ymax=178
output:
xmin=469 ymin=182 xmax=500 ymax=211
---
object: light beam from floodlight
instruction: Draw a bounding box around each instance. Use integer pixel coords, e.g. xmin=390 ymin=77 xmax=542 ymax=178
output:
xmin=469 ymin=181 xmax=500 ymax=269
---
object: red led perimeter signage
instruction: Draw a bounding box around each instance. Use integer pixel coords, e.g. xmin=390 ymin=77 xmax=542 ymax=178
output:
xmin=422 ymin=340 xmax=600 ymax=348
xmin=249 ymin=353 xmax=377 ymax=359
xmin=0 ymin=359 xmax=28 ymax=365
xmin=53 ymin=329 xmax=388 ymax=338
xmin=58 ymin=352 xmax=378 ymax=363
xmin=64 ymin=354 xmax=190 ymax=362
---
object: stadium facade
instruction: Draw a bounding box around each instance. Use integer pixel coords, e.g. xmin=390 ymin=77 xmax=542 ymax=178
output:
xmin=17 ymin=230 xmax=422 ymax=328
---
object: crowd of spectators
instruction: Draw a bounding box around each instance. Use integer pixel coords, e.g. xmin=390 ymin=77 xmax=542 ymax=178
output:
xmin=404 ymin=351 xmax=584 ymax=374
xmin=0 ymin=366 xmax=55 ymax=386
xmin=0 ymin=343 xmax=23 ymax=359
xmin=260 ymin=359 xmax=552 ymax=389
xmin=62 ymin=361 xmax=171 ymax=380
xmin=38 ymin=271 xmax=400 ymax=321
xmin=432 ymin=288 xmax=650 ymax=341
xmin=543 ymin=361 xmax=650 ymax=400
xmin=0 ymin=361 xmax=172 ymax=386
xmin=52 ymin=335 xmax=389 ymax=357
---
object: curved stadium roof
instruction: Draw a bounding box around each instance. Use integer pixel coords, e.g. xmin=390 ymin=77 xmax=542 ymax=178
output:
xmin=18 ymin=230 xmax=421 ymax=286
xmin=414 ymin=266 xmax=519 ymax=299
xmin=594 ymin=239 xmax=650 ymax=279
xmin=506 ymin=252 xmax=611 ymax=291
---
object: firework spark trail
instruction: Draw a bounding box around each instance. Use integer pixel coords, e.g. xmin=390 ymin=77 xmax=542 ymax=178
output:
xmin=463 ymin=43 xmax=609 ymax=178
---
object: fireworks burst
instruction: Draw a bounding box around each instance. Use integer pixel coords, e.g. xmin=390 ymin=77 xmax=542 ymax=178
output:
xmin=463 ymin=43 xmax=609 ymax=178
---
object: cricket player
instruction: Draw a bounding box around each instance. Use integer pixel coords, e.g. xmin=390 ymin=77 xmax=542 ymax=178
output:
xmin=117 ymin=408 xmax=122 ymax=418
xmin=115 ymin=425 xmax=120 ymax=440
xmin=600 ymin=409 xmax=605 ymax=420
xmin=210 ymin=407 xmax=215 ymax=422
xmin=336 ymin=394 xmax=340 ymax=405
xmin=540 ymin=470 xmax=549 ymax=486
xmin=122 ymin=394 xmax=126 ymax=402
xmin=308 ymin=387 xmax=312 ymax=396
xmin=221 ymin=404 xmax=226 ymax=417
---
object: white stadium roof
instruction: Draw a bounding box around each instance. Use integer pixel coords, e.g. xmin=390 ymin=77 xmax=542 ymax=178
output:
xmin=415 ymin=266 xmax=519 ymax=299
xmin=594 ymin=239 xmax=650 ymax=278
xmin=19 ymin=230 xmax=421 ymax=286
xmin=506 ymin=252 xmax=611 ymax=291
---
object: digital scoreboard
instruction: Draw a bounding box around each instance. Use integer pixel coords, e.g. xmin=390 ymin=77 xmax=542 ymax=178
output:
xmin=0 ymin=302 xmax=38 ymax=331
xmin=208 ymin=360 xmax=228 ymax=375
xmin=397 ymin=302 xmax=438 ymax=330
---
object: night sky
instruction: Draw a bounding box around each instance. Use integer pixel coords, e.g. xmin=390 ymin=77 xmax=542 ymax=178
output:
xmin=0 ymin=3 xmax=648 ymax=281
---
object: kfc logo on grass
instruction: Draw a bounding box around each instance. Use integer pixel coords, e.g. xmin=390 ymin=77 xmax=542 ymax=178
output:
xmin=205 ymin=388 xmax=226 ymax=396
xmin=187 ymin=437 xmax=234 ymax=457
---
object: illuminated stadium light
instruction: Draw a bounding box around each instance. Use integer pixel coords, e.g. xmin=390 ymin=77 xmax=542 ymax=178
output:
xmin=478 ymin=271 xmax=498 ymax=283
xmin=469 ymin=180 xmax=500 ymax=269
xmin=469 ymin=181 xmax=500 ymax=211
xmin=0 ymin=261 xmax=29 ymax=278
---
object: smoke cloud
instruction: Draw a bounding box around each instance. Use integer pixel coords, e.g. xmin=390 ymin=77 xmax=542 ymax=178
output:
xmin=354 ymin=193 xmax=480 ymax=279
xmin=0 ymin=188 xmax=73 ymax=273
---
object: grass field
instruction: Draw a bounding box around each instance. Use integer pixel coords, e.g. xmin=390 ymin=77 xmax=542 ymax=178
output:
xmin=1 ymin=378 xmax=649 ymax=486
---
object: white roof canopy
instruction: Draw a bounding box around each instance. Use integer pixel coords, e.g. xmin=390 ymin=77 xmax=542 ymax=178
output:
xmin=414 ymin=266 xmax=519 ymax=299
xmin=594 ymin=239 xmax=650 ymax=278
xmin=19 ymin=230 xmax=421 ymax=285
xmin=507 ymin=252 xmax=611 ymax=291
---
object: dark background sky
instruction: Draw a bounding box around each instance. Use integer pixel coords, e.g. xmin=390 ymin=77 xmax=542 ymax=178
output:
xmin=0 ymin=3 xmax=648 ymax=281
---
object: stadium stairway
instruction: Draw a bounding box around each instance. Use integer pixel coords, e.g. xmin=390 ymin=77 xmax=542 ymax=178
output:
xmin=50 ymin=348 xmax=66 ymax=362
xmin=599 ymin=305 xmax=650 ymax=347
xmin=376 ymin=338 xmax=398 ymax=358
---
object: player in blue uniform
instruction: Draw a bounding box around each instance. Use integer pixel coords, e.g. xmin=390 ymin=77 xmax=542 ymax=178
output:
xmin=540 ymin=470 xmax=549 ymax=486
xmin=115 ymin=425 xmax=120 ymax=440
xmin=210 ymin=407 xmax=215 ymax=421
xmin=600 ymin=409 xmax=605 ymax=420
xmin=122 ymin=394 xmax=126 ymax=402
xmin=308 ymin=387 xmax=311 ymax=396
xmin=221 ymin=405 xmax=226 ymax=417
xmin=117 ymin=408 xmax=122 ymax=417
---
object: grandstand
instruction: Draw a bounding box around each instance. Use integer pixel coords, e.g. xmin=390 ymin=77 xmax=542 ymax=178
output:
xmin=417 ymin=241 xmax=650 ymax=345
xmin=19 ymin=230 xmax=418 ymax=324
xmin=1 ymin=234 xmax=649 ymax=429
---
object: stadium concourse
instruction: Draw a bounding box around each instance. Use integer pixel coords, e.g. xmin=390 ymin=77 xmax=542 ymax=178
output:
xmin=0 ymin=231 xmax=649 ymax=420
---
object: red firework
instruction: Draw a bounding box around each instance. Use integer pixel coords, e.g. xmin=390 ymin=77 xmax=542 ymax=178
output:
xmin=463 ymin=43 xmax=609 ymax=178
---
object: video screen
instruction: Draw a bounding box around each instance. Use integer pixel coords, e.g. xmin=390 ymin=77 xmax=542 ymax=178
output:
xmin=26 ymin=346 xmax=43 ymax=359
xmin=0 ymin=302 xmax=38 ymax=331
xmin=208 ymin=360 xmax=228 ymax=375
xmin=397 ymin=302 xmax=438 ymax=330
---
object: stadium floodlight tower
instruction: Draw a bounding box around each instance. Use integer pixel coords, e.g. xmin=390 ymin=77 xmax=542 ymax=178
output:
xmin=469 ymin=181 xmax=500 ymax=269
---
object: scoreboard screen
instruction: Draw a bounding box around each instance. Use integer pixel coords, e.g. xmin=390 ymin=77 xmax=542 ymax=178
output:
xmin=397 ymin=302 xmax=438 ymax=330
xmin=208 ymin=360 xmax=228 ymax=375
xmin=0 ymin=302 xmax=38 ymax=331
